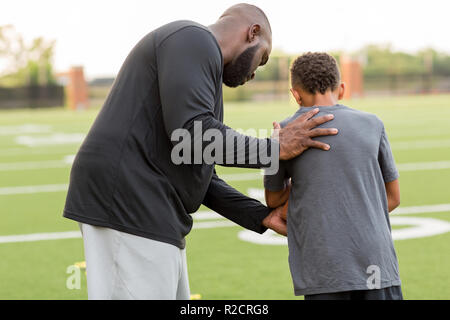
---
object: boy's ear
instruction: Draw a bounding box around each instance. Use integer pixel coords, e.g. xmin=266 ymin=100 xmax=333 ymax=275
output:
xmin=290 ymin=88 xmax=302 ymax=105
xmin=338 ymin=82 xmax=346 ymax=100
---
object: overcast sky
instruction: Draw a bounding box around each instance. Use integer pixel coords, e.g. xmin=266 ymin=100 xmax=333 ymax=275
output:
xmin=2 ymin=0 xmax=449 ymax=78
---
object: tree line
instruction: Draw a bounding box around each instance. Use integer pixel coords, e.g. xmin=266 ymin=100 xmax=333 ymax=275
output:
xmin=1 ymin=25 xmax=450 ymax=88
xmin=255 ymin=46 xmax=450 ymax=82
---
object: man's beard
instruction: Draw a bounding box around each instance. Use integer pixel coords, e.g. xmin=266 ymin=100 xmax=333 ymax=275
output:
xmin=223 ymin=44 xmax=260 ymax=88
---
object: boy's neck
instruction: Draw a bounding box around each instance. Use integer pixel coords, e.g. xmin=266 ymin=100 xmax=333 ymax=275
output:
xmin=301 ymin=91 xmax=339 ymax=108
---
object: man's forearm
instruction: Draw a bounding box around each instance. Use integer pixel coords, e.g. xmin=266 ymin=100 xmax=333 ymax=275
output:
xmin=181 ymin=114 xmax=276 ymax=169
xmin=202 ymin=173 xmax=270 ymax=234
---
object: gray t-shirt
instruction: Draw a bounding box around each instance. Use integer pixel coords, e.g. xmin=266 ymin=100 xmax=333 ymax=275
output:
xmin=264 ymin=104 xmax=401 ymax=296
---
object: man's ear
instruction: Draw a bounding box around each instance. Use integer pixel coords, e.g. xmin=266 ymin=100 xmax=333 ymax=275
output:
xmin=338 ymin=82 xmax=346 ymax=100
xmin=247 ymin=24 xmax=261 ymax=43
xmin=290 ymin=88 xmax=302 ymax=105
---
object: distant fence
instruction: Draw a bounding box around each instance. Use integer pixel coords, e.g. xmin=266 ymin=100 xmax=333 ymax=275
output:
xmin=222 ymin=75 xmax=450 ymax=101
xmin=0 ymin=85 xmax=64 ymax=109
xmin=364 ymin=74 xmax=450 ymax=96
xmin=86 ymin=74 xmax=450 ymax=106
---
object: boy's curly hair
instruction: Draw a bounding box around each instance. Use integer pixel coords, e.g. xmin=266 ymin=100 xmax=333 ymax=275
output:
xmin=290 ymin=52 xmax=340 ymax=94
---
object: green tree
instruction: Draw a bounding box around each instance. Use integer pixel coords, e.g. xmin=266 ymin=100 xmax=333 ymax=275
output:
xmin=0 ymin=25 xmax=56 ymax=87
xmin=358 ymin=44 xmax=426 ymax=77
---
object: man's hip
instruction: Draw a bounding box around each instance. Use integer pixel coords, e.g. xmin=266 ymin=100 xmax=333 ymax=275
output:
xmin=79 ymin=222 xmax=190 ymax=300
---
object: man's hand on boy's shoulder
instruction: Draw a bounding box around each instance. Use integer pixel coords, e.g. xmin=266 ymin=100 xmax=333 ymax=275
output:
xmin=274 ymin=108 xmax=338 ymax=160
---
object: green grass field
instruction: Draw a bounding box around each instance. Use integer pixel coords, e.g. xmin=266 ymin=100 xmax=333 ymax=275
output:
xmin=1 ymin=94 xmax=449 ymax=299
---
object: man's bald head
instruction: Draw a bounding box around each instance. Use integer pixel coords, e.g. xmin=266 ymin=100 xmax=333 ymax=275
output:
xmin=209 ymin=3 xmax=272 ymax=87
xmin=219 ymin=3 xmax=272 ymax=35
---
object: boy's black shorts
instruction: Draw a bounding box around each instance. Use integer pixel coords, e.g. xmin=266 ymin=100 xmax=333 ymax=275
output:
xmin=304 ymin=286 xmax=403 ymax=300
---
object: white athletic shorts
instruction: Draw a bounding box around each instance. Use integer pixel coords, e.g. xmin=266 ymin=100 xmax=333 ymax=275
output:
xmin=79 ymin=223 xmax=190 ymax=300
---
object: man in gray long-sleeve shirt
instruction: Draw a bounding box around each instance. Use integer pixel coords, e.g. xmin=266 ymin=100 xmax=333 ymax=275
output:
xmin=63 ymin=4 xmax=338 ymax=299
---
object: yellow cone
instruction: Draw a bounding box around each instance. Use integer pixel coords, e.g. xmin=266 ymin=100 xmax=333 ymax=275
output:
xmin=74 ymin=261 xmax=86 ymax=269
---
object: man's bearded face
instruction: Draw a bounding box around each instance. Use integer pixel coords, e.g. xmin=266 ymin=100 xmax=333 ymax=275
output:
xmin=223 ymin=44 xmax=260 ymax=88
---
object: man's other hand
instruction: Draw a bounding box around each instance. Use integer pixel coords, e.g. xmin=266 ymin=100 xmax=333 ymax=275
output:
xmin=262 ymin=205 xmax=287 ymax=236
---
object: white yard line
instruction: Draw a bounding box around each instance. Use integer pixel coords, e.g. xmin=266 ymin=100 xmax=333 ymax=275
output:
xmin=0 ymin=156 xmax=450 ymax=195
xmin=0 ymin=124 xmax=52 ymax=136
xmin=391 ymin=139 xmax=450 ymax=150
xmin=246 ymin=188 xmax=450 ymax=215
xmin=193 ymin=220 xmax=236 ymax=229
xmin=1 ymin=158 xmax=446 ymax=174
xmin=393 ymin=203 xmax=450 ymax=215
xmin=193 ymin=211 xmax=222 ymax=220
xmin=14 ymin=133 xmax=85 ymax=147
xmin=219 ymin=161 xmax=450 ymax=182
xmin=389 ymin=217 xmax=450 ymax=240
xmin=0 ymin=146 xmax=79 ymax=157
xmin=0 ymin=218 xmax=235 ymax=244
xmin=0 ymin=184 xmax=69 ymax=195
xmin=220 ymin=172 xmax=264 ymax=181
xmin=397 ymin=160 xmax=450 ymax=171
xmin=0 ymin=160 xmax=70 ymax=171
xmin=0 ymin=231 xmax=82 ymax=244
xmin=1 ymin=203 xmax=450 ymax=244
xmin=1 ymin=149 xmax=450 ymax=174
xmin=0 ymin=156 xmax=74 ymax=172
xmin=238 ymin=216 xmax=450 ymax=244
xmin=1 ymin=140 xmax=448 ymax=159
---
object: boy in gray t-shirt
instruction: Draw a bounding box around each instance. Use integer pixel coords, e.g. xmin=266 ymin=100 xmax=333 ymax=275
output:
xmin=264 ymin=52 xmax=402 ymax=300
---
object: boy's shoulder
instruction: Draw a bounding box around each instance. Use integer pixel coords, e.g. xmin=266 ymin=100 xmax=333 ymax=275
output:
xmin=339 ymin=105 xmax=385 ymax=131
xmin=338 ymin=104 xmax=383 ymax=121
xmin=279 ymin=105 xmax=384 ymax=129
xmin=279 ymin=111 xmax=300 ymax=128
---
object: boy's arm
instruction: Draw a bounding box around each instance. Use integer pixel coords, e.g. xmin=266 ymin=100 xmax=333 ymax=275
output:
xmin=264 ymin=182 xmax=290 ymax=209
xmin=378 ymin=123 xmax=400 ymax=213
xmin=385 ymin=179 xmax=400 ymax=212
xmin=264 ymin=121 xmax=291 ymax=213
xmin=263 ymin=154 xmax=290 ymax=208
